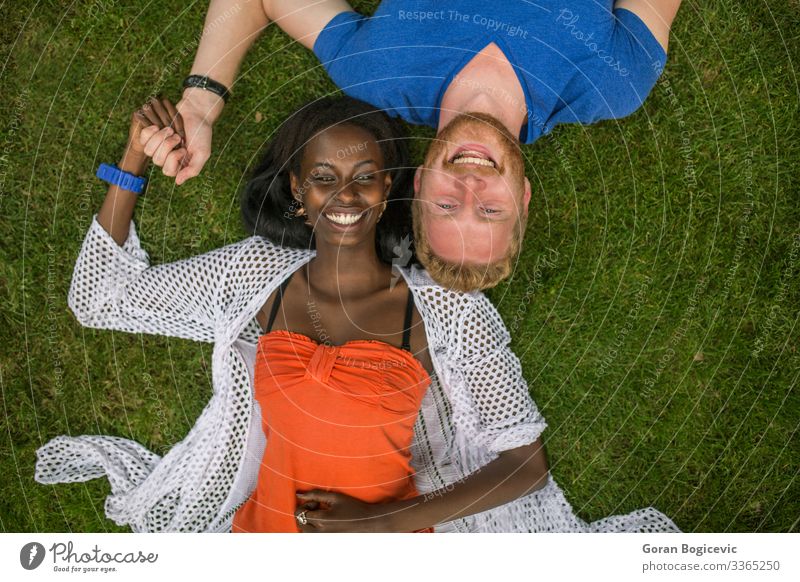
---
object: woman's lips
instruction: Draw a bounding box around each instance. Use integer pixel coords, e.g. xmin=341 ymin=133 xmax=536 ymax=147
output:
xmin=321 ymin=208 xmax=370 ymax=231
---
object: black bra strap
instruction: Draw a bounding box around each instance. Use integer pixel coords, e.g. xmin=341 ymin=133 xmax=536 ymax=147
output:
xmin=265 ymin=271 xmax=295 ymax=333
xmin=401 ymin=288 xmax=414 ymax=352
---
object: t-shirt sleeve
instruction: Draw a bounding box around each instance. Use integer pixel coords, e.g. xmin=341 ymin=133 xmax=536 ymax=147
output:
xmin=312 ymin=11 xmax=367 ymax=72
xmin=604 ymin=7 xmax=668 ymax=118
xmin=543 ymin=6 xmax=668 ymax=134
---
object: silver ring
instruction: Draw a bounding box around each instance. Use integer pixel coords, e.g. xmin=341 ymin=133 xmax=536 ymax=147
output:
xmin=296 ymin=510 xmax=308 ymax=525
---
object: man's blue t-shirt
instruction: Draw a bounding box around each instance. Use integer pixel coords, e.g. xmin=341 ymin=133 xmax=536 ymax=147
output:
xmin=313 ymin=0 xmax=667 ymax=144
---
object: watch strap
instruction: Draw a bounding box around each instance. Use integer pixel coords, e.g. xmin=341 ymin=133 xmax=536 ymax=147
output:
xmin=182 ymin=74 xmax=230 ymax=103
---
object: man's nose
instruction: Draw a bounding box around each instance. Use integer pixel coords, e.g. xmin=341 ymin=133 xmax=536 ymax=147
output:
xmin=457 ymin=173 xmax=486 ymax=192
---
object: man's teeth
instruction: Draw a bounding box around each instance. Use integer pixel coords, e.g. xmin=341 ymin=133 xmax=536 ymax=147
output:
xmin=452 ymin=151 xmax=496 ymax=167
xmin=453 ymin=157 xmax=495 ymax=167
xmin=325 ymin=212 xmax=364 ymax=225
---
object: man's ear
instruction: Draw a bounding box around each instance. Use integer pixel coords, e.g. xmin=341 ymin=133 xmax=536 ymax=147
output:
xmin=522 ymin=177 xmax=532 ymax=217
xmin=413 ymin=166 xmax=423 ymax=196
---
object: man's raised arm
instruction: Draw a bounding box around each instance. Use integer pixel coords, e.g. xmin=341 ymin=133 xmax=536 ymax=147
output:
xmin=165 ymin=0 xmax=354 ymax=185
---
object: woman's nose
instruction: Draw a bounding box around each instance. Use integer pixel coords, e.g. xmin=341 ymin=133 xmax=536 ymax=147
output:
xmin=333 ymin=182 xmax=358 ymax=203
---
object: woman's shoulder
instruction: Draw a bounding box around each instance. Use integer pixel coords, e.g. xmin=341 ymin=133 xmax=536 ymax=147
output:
xmin=204 ymin=236 xmax=315 ymax=289
xmin=399 ymin=263 xmax=484 ymax=302
xmin=398 ymin=264 xmax=511 ymax=361
xmin=399 ymin=263 xmax=463 ymax=293
xmin=227 ymin=235 xmax=315 ymax=263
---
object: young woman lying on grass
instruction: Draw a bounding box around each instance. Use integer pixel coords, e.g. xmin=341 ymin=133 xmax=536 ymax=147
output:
xmin=35 ymin=95 xmax=679 ymax=533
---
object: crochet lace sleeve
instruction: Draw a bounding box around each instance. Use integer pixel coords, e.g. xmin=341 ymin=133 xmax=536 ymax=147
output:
xmin=67 ymin=215 xmax=246 ymax=342
xmin=456 ymin=293 xmax=547 ymax=455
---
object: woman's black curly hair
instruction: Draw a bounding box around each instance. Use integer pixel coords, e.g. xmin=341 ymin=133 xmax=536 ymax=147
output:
xmin=241 ymin=96 xmax=415 ymax=265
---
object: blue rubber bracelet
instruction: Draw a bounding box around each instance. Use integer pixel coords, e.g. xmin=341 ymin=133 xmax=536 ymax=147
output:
xmin=96 ymin=163 xmax=147 ymax=194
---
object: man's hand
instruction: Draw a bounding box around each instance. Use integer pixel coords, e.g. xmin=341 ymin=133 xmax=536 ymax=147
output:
xmin=135 ymin=96 xmax=186 ymax=168
xmin=122 ymin=96 xmax=184 ymax=171
xmin=151 ymin=88 xmax=224 ymax=185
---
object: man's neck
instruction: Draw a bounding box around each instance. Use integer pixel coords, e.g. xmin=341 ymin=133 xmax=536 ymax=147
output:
xmin=437 ymin=43 xmax=528 ymax=136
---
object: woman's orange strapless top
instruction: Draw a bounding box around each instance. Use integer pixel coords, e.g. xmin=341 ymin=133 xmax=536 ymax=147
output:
xmin=232 ymin=329 xmax=433 ymax=533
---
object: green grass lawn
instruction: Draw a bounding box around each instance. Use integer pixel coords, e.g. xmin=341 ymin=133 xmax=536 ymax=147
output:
xmin=1 ymin=0 xmax=798 ymax=532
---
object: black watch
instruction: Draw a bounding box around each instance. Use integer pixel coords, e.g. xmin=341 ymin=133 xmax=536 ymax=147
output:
xmin=182 ymin=75 xmax=230 ymax=103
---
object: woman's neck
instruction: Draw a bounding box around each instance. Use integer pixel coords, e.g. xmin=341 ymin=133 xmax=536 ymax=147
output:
xmin=305 ymin=242 xmax=390 ymax=300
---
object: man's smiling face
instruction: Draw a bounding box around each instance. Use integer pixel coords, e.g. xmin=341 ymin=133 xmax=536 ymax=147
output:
xmin=414 ymin=111 xmax=531 ymax=270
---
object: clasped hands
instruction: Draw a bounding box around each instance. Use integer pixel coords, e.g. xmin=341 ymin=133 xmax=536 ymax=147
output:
xmin=125 ymin=92 xmax=216 ymax=185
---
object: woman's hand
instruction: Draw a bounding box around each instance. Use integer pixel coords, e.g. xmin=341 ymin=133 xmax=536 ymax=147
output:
xmin=97 ymin=97 xmax=185 ymax=246
xmin=295 ymin=489 xmax=402 ymax=533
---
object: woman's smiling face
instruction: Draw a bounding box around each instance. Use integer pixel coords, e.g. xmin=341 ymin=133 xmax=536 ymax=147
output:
xmin=290 ymin=124 xmax=391 ymax=249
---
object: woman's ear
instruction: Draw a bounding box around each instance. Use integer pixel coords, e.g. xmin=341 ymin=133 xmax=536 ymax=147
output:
xmin=289 ymin=173 xmax=300 ymax=202
xmin=383 ymin=171 xmax=393 ymax=196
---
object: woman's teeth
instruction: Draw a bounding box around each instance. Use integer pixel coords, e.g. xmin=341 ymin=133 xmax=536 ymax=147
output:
xmin=324 ymin=212 xmax=364 ymax=225
xmin=451 ymin=151 xmax=496 ymax=168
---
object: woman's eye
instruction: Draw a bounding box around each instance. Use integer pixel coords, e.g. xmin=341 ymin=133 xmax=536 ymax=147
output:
xmin=312 ymin=175 xmax=335 ymax=183
xmin=355 ymin=174 xmax=374 ymax=183
xmin=482 ymin=208 xmax=500 ymax=215
xmin=437 ymin=203 xmax=455 ymax=210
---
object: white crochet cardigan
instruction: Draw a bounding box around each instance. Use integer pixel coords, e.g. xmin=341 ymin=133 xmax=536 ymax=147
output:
xmin=35 ymin=215 xmax=680 ymax=534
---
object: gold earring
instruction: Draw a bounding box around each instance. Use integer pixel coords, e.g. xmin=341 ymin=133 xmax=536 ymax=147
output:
xmin=293 ymin=200 xmax=312 ymax=226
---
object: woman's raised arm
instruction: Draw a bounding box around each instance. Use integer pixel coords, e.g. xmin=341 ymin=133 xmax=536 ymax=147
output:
xmin=69 ymin=98 xmax=248 ymax=342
